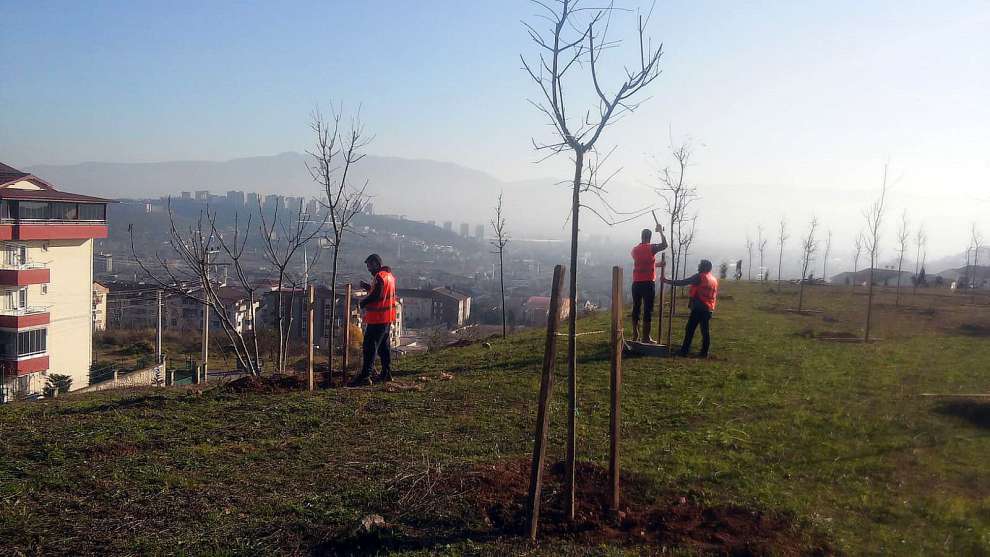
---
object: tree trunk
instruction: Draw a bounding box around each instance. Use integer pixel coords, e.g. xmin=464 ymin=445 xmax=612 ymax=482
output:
xmin=777 ymin=250 xmax=783 ymax=285
xmin=865 ymin=263 xmax=875 ymax=342
xmin=328 ymin=247 xmax=340 ymax=380
xmin=798 ymin=272 xmax=806 ymax=312
xmin=895 ymin=255 xmax=904 ymax=306
xmin=499 ymin=249 xmax=507 ymax=338
xmin=565 ymin=149 xmax=583 ymax=522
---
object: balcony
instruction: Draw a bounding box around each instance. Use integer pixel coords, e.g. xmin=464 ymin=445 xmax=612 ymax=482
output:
xmin=0 ymin=262 xmax=49 ymax=286
xmin=0 ymin=200 xmax=108 ymax=241
xmin=0 ymin=354 xmax=49 ymax=377
xmin=0 ymin=307 xmax=50 ymax=329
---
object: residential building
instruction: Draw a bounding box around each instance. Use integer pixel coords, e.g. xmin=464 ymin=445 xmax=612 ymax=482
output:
xmin=195 ymin=190 xmax=209 ymax=201
xmin=0 ymin=162 xmax=109 ymax=401
xmin=166 ymin=286 xmax=257 ymax=334
xmin=396 ymin=287 xmax=471 ymax=328
xmin=92 ymin=282 xmax=108 ymax=331
xmin=522 ymin=295 xmax=572 ymax=326
xmin=94 ymin=252 xmax=113 ymax=273
xmin=475 ymin=224 xmax=485 ymax=240
xmin=104 ymin=282 xmax=159 ymax=329
xmin=433 ymin=287 xmax=471 ymax=327
xmin=459 ymin=223 xmax=470 ymax=237
xmin=226 ymin=190 xmax=245 ymax=206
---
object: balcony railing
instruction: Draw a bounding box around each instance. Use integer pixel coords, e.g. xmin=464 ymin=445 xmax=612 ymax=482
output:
xmin=0 ymin=306 xmax=49 ymax=317
xmin=0 ymin=261 xmax=47 ymax=271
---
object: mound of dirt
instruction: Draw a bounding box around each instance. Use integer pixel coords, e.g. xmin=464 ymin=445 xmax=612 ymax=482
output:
xmin=465 ymin=458 xmax=828 ymax=555
xmin=959 ymin=323 xmax=990 ymax=337
xmin=224 ymin=374 xmax=307 ymax=393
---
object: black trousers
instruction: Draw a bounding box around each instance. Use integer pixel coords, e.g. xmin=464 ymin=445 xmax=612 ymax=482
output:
xmin=680 ymin=305 xmax=712 ymax=355
xmin=361 ymin=323 xmax=392 ymax=376
xmin=631 ymin=281 xmax=655 ymax=324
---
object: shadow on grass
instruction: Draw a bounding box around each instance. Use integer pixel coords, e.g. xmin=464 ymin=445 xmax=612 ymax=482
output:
xmin=934 ymin=400 xmax=990 ymax=430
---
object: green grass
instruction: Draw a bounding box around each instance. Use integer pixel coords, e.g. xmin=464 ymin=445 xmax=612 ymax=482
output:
xmin=2 ymin=282 xmax=989 ymax=555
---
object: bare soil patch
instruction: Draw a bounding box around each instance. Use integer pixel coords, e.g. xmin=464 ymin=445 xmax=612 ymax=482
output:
xmin=471 ymin=459 xmax=827 ymax=554
xmin=959 ymin=323 xmax=990 ymax=337
xmin=224 ymin=374 xmax=307 ymax=393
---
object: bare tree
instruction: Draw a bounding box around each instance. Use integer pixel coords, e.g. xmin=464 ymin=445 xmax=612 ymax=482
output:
xmin=130 ymin=201 xmax=264 ymax=375
xmin=797 ymin=217 xmax=819 ymax=312
xmin=490 ymin=192 xmax=510 ymax=338
xmin=913 ymin=225 xmax=927 ymax=296
xmin=776 ymin=217 xmax=789 ymax=285
xmin=521 ymin=0 xmax=664 ymax=519
xmin=821 ymin=229 xmax=832 ymax=283
xmin=852 ymin=232 xmax=865 ymax=289
xmin=757 ymin=225 xmax=768 ymax=280
xmin=656 ymin=141 xmax=698 ymax=346
xmin=258 ymin=198 xmax=325 ymax=373
xmin=308 ymin=107 xmax=371 ymax=378
xmin=894 ymin=210 xmax=909 ymax=306
xmin=863 ymin=165 xmax=890 ymax=342
xmin=971 ymin=223 xmax=984 ymax=303
xmin=745 ymin=234 xmax=754 ymax=281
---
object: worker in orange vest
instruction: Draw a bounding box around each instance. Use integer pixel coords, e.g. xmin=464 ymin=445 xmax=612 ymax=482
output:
xmin=662 ymin=259 xmax=718 ymax=357
xmin=354 ymin=254 xmax=397 ymax=385
xmin=630 ymin=224 xmax=668 ymax=342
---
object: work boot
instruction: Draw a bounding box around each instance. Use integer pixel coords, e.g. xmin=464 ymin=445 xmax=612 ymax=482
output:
xmin=642 ymin=320 xmax=655 ymax=344
xmin=631 ymin=320 xmax=640 ymax=342
xmin=378 ymin=371 xmax=394 ymax=383
xmin=349 ymin=374 xmax=373 ymax=387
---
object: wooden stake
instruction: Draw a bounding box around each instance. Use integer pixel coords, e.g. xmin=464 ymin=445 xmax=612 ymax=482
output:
xmin=657 ymin=252 xmax=665 ymax=343
xmin=307 ymin=285 xmax=315 ymax=391
xmin=527 ymin=264 xmax=566 ymax=541
xmin=609 ymin=266 xmax=623 ymax=511
xmin=342 ymin=284 xmax=352 ymax=375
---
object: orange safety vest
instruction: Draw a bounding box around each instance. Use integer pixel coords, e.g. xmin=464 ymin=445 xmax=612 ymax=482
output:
xmin=631 ymin=243 xmax=656 ymax=282
xmin=689 ymin=271 xmax=718 ymax=311
xmin=364 ymin=269 xmax=397 ymax=324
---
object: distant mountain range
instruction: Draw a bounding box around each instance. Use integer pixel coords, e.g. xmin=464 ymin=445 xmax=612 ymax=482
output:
xmin=27 ymin=153 xmax=572 ymax=236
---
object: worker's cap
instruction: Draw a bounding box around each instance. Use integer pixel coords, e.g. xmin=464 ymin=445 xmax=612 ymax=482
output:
xmin=365 ymin=253 xmax=383 ymax=266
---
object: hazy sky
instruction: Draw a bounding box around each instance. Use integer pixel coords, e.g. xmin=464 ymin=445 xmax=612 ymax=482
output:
xmin=2 ymin=1 xmax=988 ymax=261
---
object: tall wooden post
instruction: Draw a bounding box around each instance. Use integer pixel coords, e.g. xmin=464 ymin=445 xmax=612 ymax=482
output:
xmin=342 ymin=284 xmax=352 ymax=374
xmin=307 ymin=285 xmax=315 ymax=391
xmin=156 ymin=289 xmax=163 ymax=364
xmin=201 ymin=304 xmax=209 ymax=383
xmin=527 ymin=264 xmax=566 ymax=541
xmin=657 ymin=253 xmax=665 ymax=344
xmin=609 ymin=266 xmax=624 ymax=511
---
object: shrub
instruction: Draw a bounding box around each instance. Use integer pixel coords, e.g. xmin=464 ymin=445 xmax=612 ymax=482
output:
xmin=43 ymin=374 xmax=72 ymax=397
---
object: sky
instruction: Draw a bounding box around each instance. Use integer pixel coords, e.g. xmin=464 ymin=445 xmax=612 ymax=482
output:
xmin=2 ymin=0 xmax=988 ymax=264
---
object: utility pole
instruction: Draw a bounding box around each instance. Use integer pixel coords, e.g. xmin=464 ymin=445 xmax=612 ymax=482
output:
xmin=201 ymin=250 xmax=217 ymax=383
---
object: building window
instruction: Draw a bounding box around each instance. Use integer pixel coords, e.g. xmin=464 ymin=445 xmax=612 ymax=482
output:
xmin=1 ymin=244 xmax=26 ymax=266
xmin=0 ymin=328 xmax=46 ymax=358
xmin=79 ymin=204 xmax=106 ymax=221
xmin=17 ymin=202 xmax=49 ymax=220
xmin=41 ymin=284 xmax=48 ymax=295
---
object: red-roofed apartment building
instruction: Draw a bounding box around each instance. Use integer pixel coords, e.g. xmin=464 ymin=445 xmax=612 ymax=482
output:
xmin=0 ymin=163 xmax=109 ymax=401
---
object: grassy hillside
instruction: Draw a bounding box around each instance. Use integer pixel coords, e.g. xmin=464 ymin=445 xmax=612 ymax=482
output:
xmin=2 ymin=283 xmax=988 ymax=555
